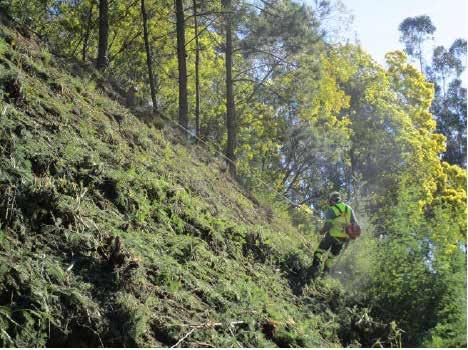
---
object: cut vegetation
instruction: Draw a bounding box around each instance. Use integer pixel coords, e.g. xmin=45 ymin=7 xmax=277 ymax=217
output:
xmin=0 ymin=24 xmax=402 ymax=347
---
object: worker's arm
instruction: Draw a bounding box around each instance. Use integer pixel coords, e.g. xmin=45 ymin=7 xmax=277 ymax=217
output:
xmin=319 ymin=208 xmax=336 ymax=234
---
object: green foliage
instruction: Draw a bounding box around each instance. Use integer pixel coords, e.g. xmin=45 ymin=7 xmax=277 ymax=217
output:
xmin=0 ymin=1 xmax=466 ymax=346
xmin=365 ymin=174 xmax=466 ymax=346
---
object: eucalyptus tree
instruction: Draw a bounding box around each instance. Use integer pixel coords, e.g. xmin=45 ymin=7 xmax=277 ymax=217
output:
xmin=430 ymin=39 xmax=467 ymax=166
xmin=449 ymin=38 xmax=467 ymax=76
xmin=398 ymin=15 xmax=436 ymax=72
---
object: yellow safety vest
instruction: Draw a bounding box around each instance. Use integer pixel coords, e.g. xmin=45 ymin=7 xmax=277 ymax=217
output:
xmin=327 ymin=202 xmax=351 ymax=238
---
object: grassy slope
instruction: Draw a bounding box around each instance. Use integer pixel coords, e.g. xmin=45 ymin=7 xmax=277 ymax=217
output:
xmin=0 ymin=25 xmax=396 ymax=347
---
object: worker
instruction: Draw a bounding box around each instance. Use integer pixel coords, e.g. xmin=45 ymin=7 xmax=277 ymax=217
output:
xmin=307 ymin=191 xmax=359 ymax=280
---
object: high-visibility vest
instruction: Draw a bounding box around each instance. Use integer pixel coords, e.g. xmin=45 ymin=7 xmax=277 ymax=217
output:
xmin=327 ymin=202 xmax=351 ymax=238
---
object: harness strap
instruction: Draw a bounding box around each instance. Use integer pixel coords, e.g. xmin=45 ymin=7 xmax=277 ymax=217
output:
xmin=333 ymin=204 xmax=350 ymax=227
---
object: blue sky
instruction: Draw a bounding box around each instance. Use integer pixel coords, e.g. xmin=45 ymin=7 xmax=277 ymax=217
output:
xmin=305 ymin=0 xmax=467 ymax=84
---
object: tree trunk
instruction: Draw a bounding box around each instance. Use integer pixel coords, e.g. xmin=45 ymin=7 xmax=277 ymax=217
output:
xmin=82 ymin=0 xmax=95 ymax=62
xmin=96 ymin=0 xmax=109 ymax=70
xmin=418 ymin=40 xmax=423 ymax=73
xmin=175 ymin=0 xmax=188 ymax=131
xmin=442 ymin=74 xmax=446 ymax=100
xmin=193 ymin=0 xmax=201 ymax=138
xmin=223 ymin=0 xmax=236 ymax=176
xmin=141 ymin=0 xmax=158 ymax=112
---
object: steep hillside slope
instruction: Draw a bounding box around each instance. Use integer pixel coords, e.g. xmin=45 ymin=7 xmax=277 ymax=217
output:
xmin=0 ymin=25 xmax=398 ymax=347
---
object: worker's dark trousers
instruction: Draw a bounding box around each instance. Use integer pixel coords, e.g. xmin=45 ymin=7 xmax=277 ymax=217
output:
xmin=308 ymin=233 xmax=348 ymax=279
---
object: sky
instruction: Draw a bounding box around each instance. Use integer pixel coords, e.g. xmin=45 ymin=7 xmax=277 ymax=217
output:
xmin=306 ymin=0 xmax=467 ymax=85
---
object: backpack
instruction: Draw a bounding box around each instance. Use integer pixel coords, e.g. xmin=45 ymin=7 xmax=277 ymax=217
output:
xmin=333 ymin=204 xmax=361 ymax=239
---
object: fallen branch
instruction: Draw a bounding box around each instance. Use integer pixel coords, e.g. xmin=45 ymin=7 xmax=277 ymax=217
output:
xmin=1 ymin=329 xmax=14 ymax=345
xmin=170 ymin=327 xmax=197 ymax=348
xmin=228 ymin=325 xmax=242 ymax=347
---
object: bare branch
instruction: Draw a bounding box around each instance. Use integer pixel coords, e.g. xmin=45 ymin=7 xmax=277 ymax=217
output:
xmin=170 ymin=321 xmax=247 ymax=348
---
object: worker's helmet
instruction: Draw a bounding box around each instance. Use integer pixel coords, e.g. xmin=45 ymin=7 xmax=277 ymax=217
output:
xmin=328 ymin=191 xmax=341 ymax=204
